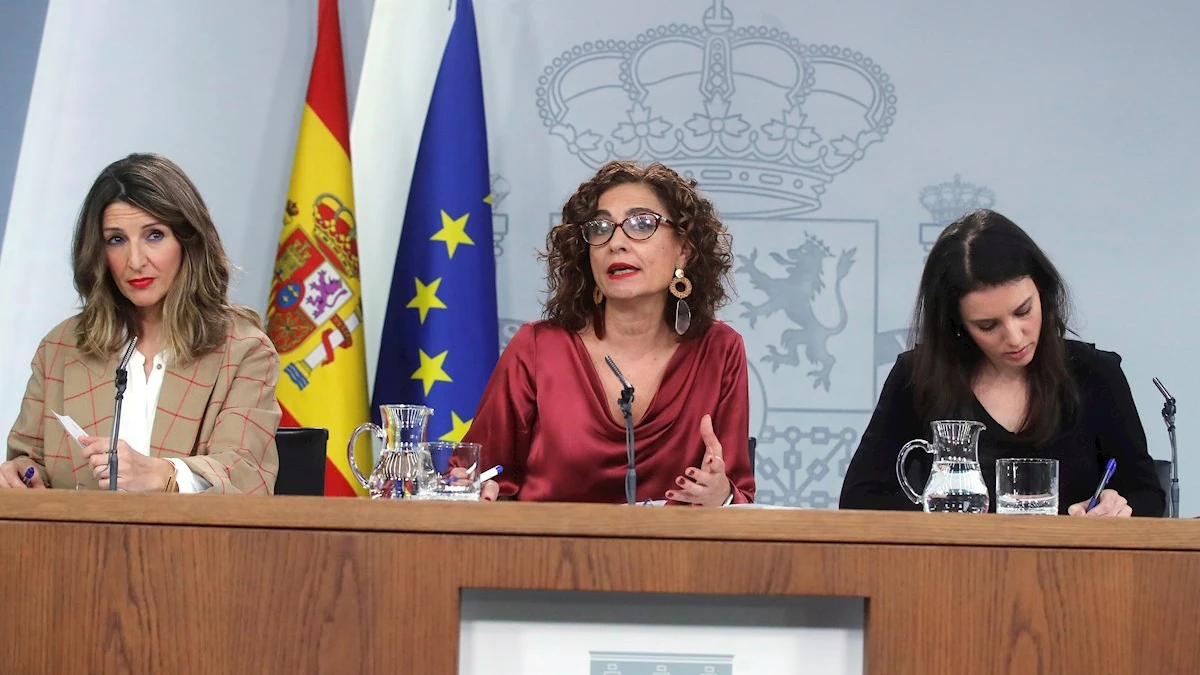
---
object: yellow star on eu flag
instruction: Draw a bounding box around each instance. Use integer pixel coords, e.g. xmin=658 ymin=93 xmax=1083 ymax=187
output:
xmin=411 ymin=349 xmax=452 ymax=395
xmin=431 ymin=210 xmax=475 ymax=258
xmin=438 ymin=412 xmax=473 ymax=442
xmin=406 ymin=277 xmax=447 ymax=324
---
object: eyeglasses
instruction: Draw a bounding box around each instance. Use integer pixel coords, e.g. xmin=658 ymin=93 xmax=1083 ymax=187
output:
xmin=580 ymin=213 xmax=670 ymax=246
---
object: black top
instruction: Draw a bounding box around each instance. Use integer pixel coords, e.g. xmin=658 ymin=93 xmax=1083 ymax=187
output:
xmin=839 ymin=340 xmax=1166 ymax=516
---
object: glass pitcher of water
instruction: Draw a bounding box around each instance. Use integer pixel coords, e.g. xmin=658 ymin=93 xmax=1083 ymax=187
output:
xmin=346 ymin=404 xmax=433 ymax=499
xmin=895 ymin=420 xmax=990 ymax=513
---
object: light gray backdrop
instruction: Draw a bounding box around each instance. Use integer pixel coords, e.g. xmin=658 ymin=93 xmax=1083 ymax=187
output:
xmin=1 ymin=0 xmax=1196 ymax=513
xmin=477 ymin=0 xmax=1199 ymax=510
xmin=0 ymin=0 xmax=49 ymax=243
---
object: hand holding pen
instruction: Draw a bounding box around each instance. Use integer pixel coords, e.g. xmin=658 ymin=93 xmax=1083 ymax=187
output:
xmin=441 ymin=464 xmax=504 ymax=501
xmin=0 ymin=461 xmax=45 ymax=489
xmin=478 ymin=465 xmax=503 ymax=502
xmin=1067 ymin=458 xmax=1131 ymax=517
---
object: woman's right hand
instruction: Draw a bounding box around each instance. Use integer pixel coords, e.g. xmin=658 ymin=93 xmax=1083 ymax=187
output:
xmin=481 ymin=480 xmax=500 ymax=502
xmin=0 ymin=460 xmax=45 ymax=489
xmin=445 ymin=466 xmax=500 ymax=501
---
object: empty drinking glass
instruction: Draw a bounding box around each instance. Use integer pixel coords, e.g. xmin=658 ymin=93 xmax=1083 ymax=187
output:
xmin=411 ymin=441 xmax=482 ymax=501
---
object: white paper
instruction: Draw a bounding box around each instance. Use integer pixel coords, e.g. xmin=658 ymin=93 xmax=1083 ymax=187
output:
xmin=51 ymin=411 xmax=87 ymax=447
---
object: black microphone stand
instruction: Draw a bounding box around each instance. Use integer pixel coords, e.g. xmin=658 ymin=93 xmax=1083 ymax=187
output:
xmin=617 ymin=383 xmax=636 ymax=506
xmin=109 ymin=338 xmax=138 ymax=491
xmin=604 ymin=356 xmax=637 ymax=505
xmin=1154 ymin=378 xmax=1180 ymax=518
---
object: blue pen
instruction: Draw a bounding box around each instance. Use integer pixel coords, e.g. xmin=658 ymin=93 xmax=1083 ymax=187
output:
xmin=21 ymin=466 xmax=35 ymax=487
xmin=1085 ymin=458 xmax=1117 ymax=512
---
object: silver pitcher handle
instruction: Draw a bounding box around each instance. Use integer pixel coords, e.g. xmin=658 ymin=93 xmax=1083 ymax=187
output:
xmin=346 ymin=422 xmax=383 ymax=490
xmin=896 ymin=438 xmax=933 ymax=505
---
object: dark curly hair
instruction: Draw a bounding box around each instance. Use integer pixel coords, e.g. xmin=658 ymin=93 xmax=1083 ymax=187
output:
xmin=541 ymin=161 xmax=733 ymax=340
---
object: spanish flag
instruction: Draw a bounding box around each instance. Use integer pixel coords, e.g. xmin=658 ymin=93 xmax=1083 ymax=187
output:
xmin=266 ymin=0 xmax=370 ymax=496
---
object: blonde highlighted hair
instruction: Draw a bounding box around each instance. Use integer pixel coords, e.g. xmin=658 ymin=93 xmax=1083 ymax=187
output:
xmin=71 ymin=153 xmax=260 ymax=364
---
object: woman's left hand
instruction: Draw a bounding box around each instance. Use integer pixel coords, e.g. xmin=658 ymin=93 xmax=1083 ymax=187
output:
xmin=1067 ymin=489 xmax=1132 ymax=517
xmin=666 ymin=414 xmax=732 ymax=507
xmin=80 ymin=437 xmax=173 ymax=492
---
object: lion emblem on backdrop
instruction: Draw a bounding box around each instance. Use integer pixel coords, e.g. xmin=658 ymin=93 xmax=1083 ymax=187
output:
xmin=738 ymin=233 xmax=856 ymax=391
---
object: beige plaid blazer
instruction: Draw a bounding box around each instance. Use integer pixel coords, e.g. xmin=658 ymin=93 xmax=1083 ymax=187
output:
xmin=6 ymin=315 xmax=281 ymax=493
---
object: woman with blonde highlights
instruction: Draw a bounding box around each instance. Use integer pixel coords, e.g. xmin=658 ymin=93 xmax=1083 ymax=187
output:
xmin=465 ymin=161 xmax=755 ymax=505
xmin=2 ymin=153 xmax=281 ymax=493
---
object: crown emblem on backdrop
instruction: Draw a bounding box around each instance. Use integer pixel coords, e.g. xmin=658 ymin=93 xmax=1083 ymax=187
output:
xmin=918 ymin=174 xmax=996 ymax=249
xmin=537 ymin=0 xmax=897 ymax=217
xmin=919 ymin=174 xmax=995 ymax=225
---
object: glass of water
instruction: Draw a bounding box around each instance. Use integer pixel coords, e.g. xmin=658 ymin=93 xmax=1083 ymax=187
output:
xmin=411 ymin=441 xmax=482 ymax=501
xmin=995 ymin=458 xmax=1059 ymax=514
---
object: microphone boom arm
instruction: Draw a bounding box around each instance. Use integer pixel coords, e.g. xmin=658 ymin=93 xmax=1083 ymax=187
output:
xmin=1152 ymin=377 xmax=1179 ymax=518
xmin=109 ymin=337 xmax=139 ymax=491
xmin=604 ymin=356 xmax=637 ymax=505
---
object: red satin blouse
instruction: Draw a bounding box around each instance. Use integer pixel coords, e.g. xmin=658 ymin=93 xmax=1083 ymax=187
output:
xmin=464 ymin=320 xmax=755 ymax=504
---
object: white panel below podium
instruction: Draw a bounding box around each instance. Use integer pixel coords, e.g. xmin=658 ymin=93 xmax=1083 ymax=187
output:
xmin=460 ymin=590 xmax=864 ymax=674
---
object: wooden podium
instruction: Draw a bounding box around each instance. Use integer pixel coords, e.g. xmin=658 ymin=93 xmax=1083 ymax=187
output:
xmin=1 ymin=491 xmax=1197 ymax=674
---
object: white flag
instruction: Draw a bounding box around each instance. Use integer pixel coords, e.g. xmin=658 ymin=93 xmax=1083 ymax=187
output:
xmin=351 ymin=0 xmax=456 ymax=390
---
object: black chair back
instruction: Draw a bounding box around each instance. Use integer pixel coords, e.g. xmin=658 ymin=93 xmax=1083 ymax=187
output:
xmin=1153 ymin=459 xmax=1172 ymax=517
xmin=274 ymin=426 xmax=329 ymax=496
xmin=748 ymin=437 xmax=757 ymax=474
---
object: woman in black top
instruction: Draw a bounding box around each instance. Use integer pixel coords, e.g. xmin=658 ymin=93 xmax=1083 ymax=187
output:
xmin=840 ymin=210 xmax=1164 ymax=517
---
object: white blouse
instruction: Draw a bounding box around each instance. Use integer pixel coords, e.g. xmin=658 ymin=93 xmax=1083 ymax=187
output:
xmin=122 ymin=349 xmax=211 ymax=493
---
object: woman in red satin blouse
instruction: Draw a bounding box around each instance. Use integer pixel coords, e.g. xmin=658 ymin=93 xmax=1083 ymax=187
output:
xmin=464 ymin=161 xmax=754 ymax=505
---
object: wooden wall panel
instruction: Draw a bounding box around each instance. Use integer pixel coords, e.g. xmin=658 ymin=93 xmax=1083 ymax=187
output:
xmin=1 ymin=513 xmax=1198 ymax=675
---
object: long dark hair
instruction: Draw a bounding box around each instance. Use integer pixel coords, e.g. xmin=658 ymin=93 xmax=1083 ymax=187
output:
xmin=541 ymin=160 xmax=733 ymax=340
xmin=908 ymin=209 xmax=1078 ymax=445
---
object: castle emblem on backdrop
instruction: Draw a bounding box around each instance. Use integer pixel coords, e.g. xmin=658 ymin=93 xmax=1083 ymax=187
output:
xmin=490 ymin=171 xmax=522 ymax=356
xmin=489 ymin=173 xmax=511 ymax=256
xmin=267 ymin=194 xmax=364 ymax=389
xmin=536 ymin=0 xmax=896 ymax=217
xmin=918 ymin=174 xmax=996 ymax=252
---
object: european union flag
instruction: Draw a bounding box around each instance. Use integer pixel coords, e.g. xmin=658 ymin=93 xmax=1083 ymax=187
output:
xmin=371 ymin=0 xmax=498 ymax=442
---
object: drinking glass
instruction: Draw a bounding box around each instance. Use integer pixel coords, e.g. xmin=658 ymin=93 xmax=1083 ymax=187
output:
xmin=411 ymin=441 xmax=482 ymax=501
xmin=995 ymin=458 xmax=1059 ymax=515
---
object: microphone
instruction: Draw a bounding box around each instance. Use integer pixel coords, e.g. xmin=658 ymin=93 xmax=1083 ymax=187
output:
xmin=605 ymin=355 xmax=633 ymax=392
xmin=1152 ymin=377 xmax=1179 ymax=518
xmin=1153 ymin=377 xmax=1174 ymax=404
xmin=604 ymin=355 xmax=636 ymax=505
xmin=109 ymin=337 xmax=139 ymax=491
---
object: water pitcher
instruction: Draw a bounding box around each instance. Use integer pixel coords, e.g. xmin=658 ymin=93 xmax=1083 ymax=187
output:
xmin=895 ymin=420 xmax=990 ymax=513
xmin=346 ymin=404 xmax=433 ymax=499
